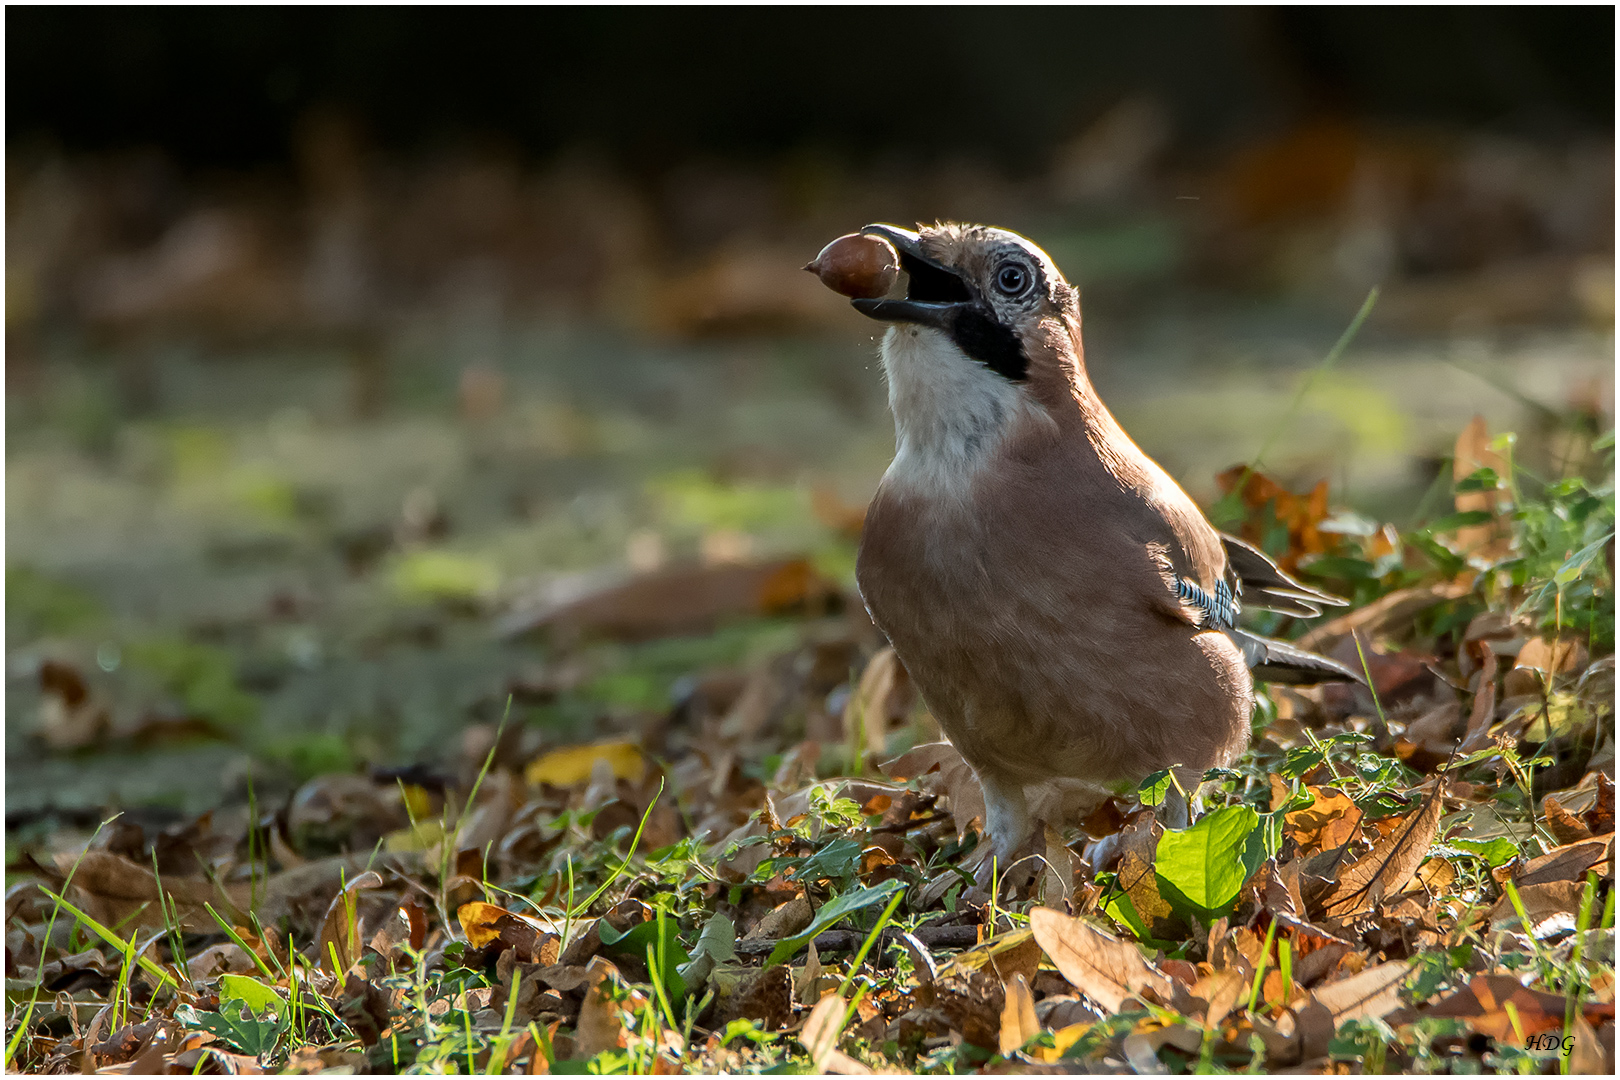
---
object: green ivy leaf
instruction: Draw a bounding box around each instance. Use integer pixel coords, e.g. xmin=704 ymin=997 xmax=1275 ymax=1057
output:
xmin=1154 ymin=805 xmax=1260 ymax=917
xmin=597 ymin=914 xmax=691 ymax=1001
xmin=792 ymin=836 xmax=863 ymax=885
xmin=1138 ymin=769 xmax=1174 ymax=807
xmin=218 ymin=974 xmax=286 ymax=1018
xmin=766 ymin=879 xmax=904 ymax=966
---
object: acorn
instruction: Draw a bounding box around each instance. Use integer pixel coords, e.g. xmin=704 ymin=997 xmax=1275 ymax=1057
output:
xmin=805 ymin=233 xmax=899 ymax=299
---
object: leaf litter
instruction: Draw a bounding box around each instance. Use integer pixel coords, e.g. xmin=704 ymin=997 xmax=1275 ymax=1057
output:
xmin=4 ymin=418 xmax=1614 ymax=1074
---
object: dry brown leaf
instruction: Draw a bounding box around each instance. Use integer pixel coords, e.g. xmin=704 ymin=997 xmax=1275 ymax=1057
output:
xmin=316 ymin=869 xmax=383 ymax=974
xmin=1591 ymin=772 xmax=1616 ymax=835
xmin=457 ymin=901 xmax=561 ymax=961
xmin=1419 ymin=974 xmax=1612 ymax=1042
xmin=1566 ymin=1012 xmax=1608 ymax=1074
xmin=1319 ymin=783 xmax=1443 ymax=919
xmin=36 ymin=659 xmax=111 ymax=751
xmin=1459 ymin=651 xmax=1500 ymax=754
xmin=500 ymin=558 xmax=835 ymax=642
xmin=1297 ymin=581 xmax=1473 ymax=652
xmin=986 ymin=933 xmax=1042 ymax=988
xmin=843 ymin=647 xmax=914 ymax=758
xmin=1028 ymin=907 xmax=1172 ymax=1013
xmin=1291 ymin=942 xmax=1353 ymax=989
xmin=801 ymin=992 xmax=872 ymax=1074
xmin=1041 ymin=824 xmax=1075 ymax=909
xmin=1192 ymin=968 xmax=1248 ymax=1030
xmin=1489 ymin=880 xmax=1585 ymax=938
xmin=1312 ymin=960 xmax=1414 ymax=1023
xmin=1214 ymin=467 xmax=1333 ymax=571
xmin=935 ymin=928 xmax=1035 ymax=982
xmin=1285 ymin=787 xmax=1363 ymax=853
xmin=1516 ymin=835 xmax=1613 ymax=887
xmin=574 ymin=957 xmax=627 ymax=1059
xmin=998 ymin=974 xmax=1040 ymax=1055
xmin=742 ymin=897 xmax=812 ymax=943
xmin=881 ymin=741 xmax=985 ymax=838
xmin=1542 ymin=795 xmax=1597 ymax=845
xmin=65 ymin=850 xmax=249 ymax=932
xmin=1514 ymin=634 xmax=1587 ymax=676
xmin=794 ymin=940 xmax=823 ymax=1001
xmin=1122 ymin=1025 xmax=1203 ymax=1072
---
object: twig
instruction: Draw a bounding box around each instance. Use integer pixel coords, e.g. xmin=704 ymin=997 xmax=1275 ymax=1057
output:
xmin=735 ymin=923 xmax=979 ymax=957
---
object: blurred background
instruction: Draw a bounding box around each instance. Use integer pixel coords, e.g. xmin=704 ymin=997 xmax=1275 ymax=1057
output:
xmin=7 ymin=8 xmax=1614 ymax=827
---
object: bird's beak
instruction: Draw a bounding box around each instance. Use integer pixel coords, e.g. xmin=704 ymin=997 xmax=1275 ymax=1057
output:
xmin=850 ymin=223 xmax=972 ymax=328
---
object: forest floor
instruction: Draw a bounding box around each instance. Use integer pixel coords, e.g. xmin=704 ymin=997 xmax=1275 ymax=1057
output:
xmin=4 ymin=309 xmax=1614 ymax=1073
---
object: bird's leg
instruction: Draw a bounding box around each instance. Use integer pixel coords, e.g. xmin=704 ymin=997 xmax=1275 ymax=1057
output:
xmin=1157 ymin=765 xmax=1205 ymax=829
xmin=974 ymin=771 xmax=1031 ymax=892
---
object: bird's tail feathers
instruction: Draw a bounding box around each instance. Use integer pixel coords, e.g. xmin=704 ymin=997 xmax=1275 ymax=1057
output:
xmin=1226 ymin=628 xmax=1364 ymax=686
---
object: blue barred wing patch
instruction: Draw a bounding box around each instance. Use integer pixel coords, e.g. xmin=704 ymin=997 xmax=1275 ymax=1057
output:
xmin=1176 ymin=576 xmax=1240 ymax=629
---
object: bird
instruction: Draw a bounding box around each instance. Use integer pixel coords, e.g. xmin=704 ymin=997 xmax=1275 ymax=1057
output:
xmin=840 ymin=221 xmax=1361 ymax=864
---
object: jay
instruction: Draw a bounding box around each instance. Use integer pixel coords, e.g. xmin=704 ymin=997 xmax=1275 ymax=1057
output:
xmin=830 ymin=222 xmax=1360 ymax=863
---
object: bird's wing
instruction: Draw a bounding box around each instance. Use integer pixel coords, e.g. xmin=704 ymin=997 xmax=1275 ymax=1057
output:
xmin=1218 ymin=532 xmax=1349 ymax=618
xmin=1225 ymin=627 xmax=1364 ymax=684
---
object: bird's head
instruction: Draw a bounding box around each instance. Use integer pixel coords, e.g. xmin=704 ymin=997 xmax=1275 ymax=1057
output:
xmin=851 ymin=222 xmax=1080 ymax=385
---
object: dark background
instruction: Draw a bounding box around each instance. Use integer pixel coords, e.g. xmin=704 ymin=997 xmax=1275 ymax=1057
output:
xmin=10 ymin=7 xmax=1613 ymax=170
xmin=6 ymin=6 xmax=1614 ymax=820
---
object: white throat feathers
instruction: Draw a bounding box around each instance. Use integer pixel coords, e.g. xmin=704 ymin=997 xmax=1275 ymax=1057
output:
xmin=879 ymin=325 xmax=1030 ymax=500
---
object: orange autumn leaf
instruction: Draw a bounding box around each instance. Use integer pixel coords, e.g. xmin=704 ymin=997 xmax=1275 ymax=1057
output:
xmin=1215 ymin=467 xmax=1334 ymax=571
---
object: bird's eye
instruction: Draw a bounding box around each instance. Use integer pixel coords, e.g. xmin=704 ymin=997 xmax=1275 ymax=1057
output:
xmin=994 ymin=263 xmax=1030 ymax=296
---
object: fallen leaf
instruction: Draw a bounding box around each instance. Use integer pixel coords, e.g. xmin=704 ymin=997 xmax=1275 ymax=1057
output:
xmin=934 ymin=928 xmax=1036 ymax=982
xmin=1041 ymin=824 xmax=1076 ymax=909
xmin=1567 ymin=1012 xmax=1607 ymax=1074
xmin=1542 ymin=795 xmax=1597 ymax=845
xmin=1591 ymin=772 xmax=1615 ymax=835
xmin=842 ymin=647 xmax=914 ymax=759
xmin=36 ymin=659 xmax=111 ymax=751
xmin=794 ymin=939 xmax=823 ymax=1001
xmin=1296 ymin=581 xmax=1473 ymax=652
xmin=1029 ymin=907 xmax=1173 ymax=1013
xmin=457 ymin=901 xmax=561 ymax=961
xmin=801 ymin=992 xmax=872 ymax=1074
xmin=317 ymin=870 xmax=383 ymax=974
xmin=524 ymin=740 xmax=646 ymax=787
xmin=1513 ymin=635 xmax=1587 ymax=677
xmin=1458 ymin=651 xmax=1499 ymax=753
xmin=998 ymin=973 xmax=1040 ymax=1055
xmin=1313 ymin=960 xmax=1413 ymax=1023
xmin=1192 ymin=968 xmax=1247 ymax=1029
xmin=1516 ymin=836 xmax=1612 ymax=887
xmin=1489 ymin=880 xmax=1584 ymax=938
xmin=500 ymin=558 xmax=835 ymax=642
xmin=1319 ymin=783 xmax=1443 ymax=919
xmin=742 ymin=897 xmax=812 ymax=943
xmin=1285 ymin=787 xmax=1363 ymax=853
xmin=881 ymin=741 xmax=985 ymax=839
xmin=574 ymin=957 xmax=627 ymax=1058
xmin=710 ymin=963 xmax=793 ymax=1031
xmin=1450 ymin=416 xmax=1513 ymax=562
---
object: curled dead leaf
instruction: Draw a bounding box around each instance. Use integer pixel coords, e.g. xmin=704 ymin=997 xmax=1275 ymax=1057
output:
xmin=998 ymin=973 xmax=1039 ymax=1056
xmin=574 ymin=957 xmax=627 ymax=1059
xmin=801 ymin=992 xmax=873 ymax=1074
xmin=317 ymin=870 xmax=383 ymax=974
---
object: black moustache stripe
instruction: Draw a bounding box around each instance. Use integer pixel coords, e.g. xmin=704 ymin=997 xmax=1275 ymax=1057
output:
xmin=950 ymin=306 xmax=1028 ymax=382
